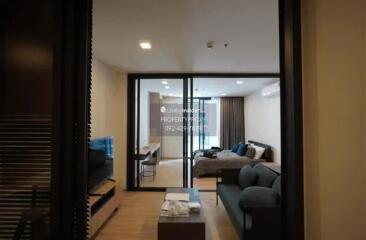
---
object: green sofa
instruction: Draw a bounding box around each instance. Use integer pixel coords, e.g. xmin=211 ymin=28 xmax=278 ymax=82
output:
xmin=217 ymin=163 xmax=282 ymax=240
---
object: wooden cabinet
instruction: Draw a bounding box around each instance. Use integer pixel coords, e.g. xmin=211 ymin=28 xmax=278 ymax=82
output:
xmin=88 ymin=179 xmax=121 ymax=237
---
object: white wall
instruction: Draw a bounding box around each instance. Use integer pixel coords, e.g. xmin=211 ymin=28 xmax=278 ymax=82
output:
xmin=91 ymin=57 xmax=128 ymax=190
xmin=244 ymin=89 xmax=281 ymax=163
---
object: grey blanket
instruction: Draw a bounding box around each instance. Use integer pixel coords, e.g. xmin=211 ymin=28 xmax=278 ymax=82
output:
xmin=193 ymin=150 xmax=263 ymax=177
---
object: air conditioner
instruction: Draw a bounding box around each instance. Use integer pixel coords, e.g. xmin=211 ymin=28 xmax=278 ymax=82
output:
xmin=261 ymin=81 xmax=280 ymax=98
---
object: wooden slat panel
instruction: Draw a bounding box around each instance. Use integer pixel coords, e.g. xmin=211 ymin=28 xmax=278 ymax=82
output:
xmin=0 ymin=115 xmax=51 ymax=239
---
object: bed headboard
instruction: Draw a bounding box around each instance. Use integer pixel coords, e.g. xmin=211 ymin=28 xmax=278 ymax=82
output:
xmin=248 ymin=140 xmax=273 ymax=161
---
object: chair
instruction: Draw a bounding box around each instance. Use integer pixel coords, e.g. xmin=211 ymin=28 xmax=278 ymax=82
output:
xmin=140 ymin=156 xmax=157 ymax=181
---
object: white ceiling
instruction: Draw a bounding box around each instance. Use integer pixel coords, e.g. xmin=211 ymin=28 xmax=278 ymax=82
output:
xmin=93 ymin=0 xmax=280 ymax=73
xmin=140 ymin=78 xmax=279 ymax=97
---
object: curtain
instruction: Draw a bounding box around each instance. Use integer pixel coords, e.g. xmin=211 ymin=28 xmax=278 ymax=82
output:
xmin=220 ymin=97 xmax=245 ymax=149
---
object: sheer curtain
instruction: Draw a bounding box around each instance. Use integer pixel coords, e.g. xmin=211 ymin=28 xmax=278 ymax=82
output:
xmin=220 ymin=97 xmax=245 ymax=149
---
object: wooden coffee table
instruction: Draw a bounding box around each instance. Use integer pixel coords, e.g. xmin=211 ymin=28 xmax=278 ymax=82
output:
xmin=158 ymin=188 xmax=205 ymax=240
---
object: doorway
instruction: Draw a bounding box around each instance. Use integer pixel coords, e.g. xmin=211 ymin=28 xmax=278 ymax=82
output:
xmin=127 ymin=74 xmax=280 ymax=191
xmin=73 ymin=0 xmax=304 ymax=239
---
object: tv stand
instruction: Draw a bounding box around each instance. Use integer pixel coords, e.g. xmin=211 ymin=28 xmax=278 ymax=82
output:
xmin=88 ymin=179 xmax=121 ymax=237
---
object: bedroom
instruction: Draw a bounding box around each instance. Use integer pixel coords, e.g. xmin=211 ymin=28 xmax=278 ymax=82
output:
xmin=130 ymin=76 xmax=281 ymax=190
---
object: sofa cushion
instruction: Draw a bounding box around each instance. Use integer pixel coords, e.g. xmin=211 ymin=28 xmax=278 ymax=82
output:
xmin=239 ymin=187 xmax=280 ymax=210
xmin=272 ymin=176 xmax=281 ymax=197
xmin=254 ymin=163 xmax=278 ymax=187
xmin=238 ymin=165 xmax=257 ymax=189
xmin=217 ymin=184 xmax=244 ymax=236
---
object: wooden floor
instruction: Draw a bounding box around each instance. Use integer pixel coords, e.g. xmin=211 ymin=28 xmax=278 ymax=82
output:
xmin=140 ymin=159 xmax=183 ymax=188
xmin=140 ymin=159 xmax=217 ymax=190
xmin=194 ymin=177 xmax=217 ymax=190
xmin=94 ymin=191 xmax=239 ymax=240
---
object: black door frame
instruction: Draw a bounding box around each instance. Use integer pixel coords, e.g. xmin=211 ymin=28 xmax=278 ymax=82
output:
xmin=57 ymin=0 xmax=304 ymax=239
xmin=279 ymin=0 xmax=304 ymax=238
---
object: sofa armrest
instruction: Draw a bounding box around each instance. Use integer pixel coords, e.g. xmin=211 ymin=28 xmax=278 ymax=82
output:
xmin=242 ymin=206 xmax=282 ymax=240
xmin=217 ymin=168 xmax=241 ymax=185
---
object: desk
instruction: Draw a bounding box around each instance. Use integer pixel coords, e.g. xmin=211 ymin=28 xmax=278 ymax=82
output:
xmin=137 ymin=143 xmax=161 ymax=162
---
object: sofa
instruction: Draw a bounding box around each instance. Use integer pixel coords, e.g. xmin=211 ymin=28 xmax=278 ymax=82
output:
xmin=216 ymin=163 xmax=281 ymax=240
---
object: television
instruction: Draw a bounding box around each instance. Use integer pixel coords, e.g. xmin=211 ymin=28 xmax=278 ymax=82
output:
xmin=88 ymin=136 xmax=114 ymax=191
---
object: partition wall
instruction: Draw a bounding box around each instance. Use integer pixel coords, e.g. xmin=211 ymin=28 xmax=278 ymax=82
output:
xmin=127 ymin=74 xmax=280 ymax=191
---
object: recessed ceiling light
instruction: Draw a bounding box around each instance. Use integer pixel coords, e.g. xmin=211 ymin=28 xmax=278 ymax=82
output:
xmin=161 ymin=80 xmax=168 ymax=85
xmin=169 ymin=93 xmax=173 ymax=96
xmin=236 ymin=80 xmax=244 ymax=85
xmin=165 ymin=86 xmax=170 ymax=89
xmin=221 ymin=93 xmax=227 ymax=96
xmin=139 ymin=41 xmax=151 ymax=49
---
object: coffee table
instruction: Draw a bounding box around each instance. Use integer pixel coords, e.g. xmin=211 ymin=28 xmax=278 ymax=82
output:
xmin=158 ymin=188 xmax=205 ymax=240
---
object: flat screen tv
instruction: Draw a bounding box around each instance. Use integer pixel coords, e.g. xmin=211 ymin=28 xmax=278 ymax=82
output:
xmin=88 ymin=136 xmax=114 ymax=191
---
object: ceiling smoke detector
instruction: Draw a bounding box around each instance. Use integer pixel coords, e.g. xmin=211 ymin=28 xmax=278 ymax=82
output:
xmin=207 ymin=41 xmax=214 ymax=50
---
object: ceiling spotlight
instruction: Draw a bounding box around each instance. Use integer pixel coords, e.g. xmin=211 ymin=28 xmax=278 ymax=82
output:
xmin=139 ymin=41 xmax=152 ymax=49
xmin=236 ymin=80 xmax=244 ymax=85
xmin=221 ymin=93 xmax=227 ymax=96
xmin=165 ymin=86 xmax=170 ymax=89
xmin=161 ymin=80 xmax=168 ymax=85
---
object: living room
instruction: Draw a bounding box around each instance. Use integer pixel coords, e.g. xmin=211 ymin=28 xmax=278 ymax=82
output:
xmin=89 ymin=0 xmax=282 ymax=239
xmin=2 ymin=0 xmax=365 ymax=239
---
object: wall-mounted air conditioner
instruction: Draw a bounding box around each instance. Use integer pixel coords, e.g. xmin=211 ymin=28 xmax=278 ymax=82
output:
xmin=261 ymin=81 xmax=280 ymax=98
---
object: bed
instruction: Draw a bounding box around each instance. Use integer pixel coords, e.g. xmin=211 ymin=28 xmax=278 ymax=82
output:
xmin=192 ymin=140 xmax=272 ymax=177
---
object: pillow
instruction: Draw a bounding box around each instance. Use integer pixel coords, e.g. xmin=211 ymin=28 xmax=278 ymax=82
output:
xmin=236 ymin=144 xmax=248 ymax=156
xmin=254 ymin=163 xmax=278 ymax=187
xmin=252 ymin=145 xmax=266 ymax=159
xmin=232 ymin=143 xmax=240 ymax=152
xmin=239 ymin=186 xmax=280 ymax=209
xmin=245 ymin=147 xmax=256 ymax=158
xmin=238 ymin=165 xmax=257 ymax=189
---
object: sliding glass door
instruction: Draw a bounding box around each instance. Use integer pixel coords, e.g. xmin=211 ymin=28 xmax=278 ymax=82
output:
xmin=129 ymin=76 xmax=220 ymax=190
xmin=132 ymin=78 xmax=191 ymax=189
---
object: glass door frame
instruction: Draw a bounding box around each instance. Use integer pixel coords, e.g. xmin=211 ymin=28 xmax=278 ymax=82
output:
xmin=127 ymin=73 xmax=280 ymax=191
xmin=128 ymin=76 xmax=191 ymax=191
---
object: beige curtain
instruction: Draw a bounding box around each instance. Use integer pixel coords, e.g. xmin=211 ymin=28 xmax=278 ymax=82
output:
xmin=220 ymin=97 xmax=245 ymax=149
